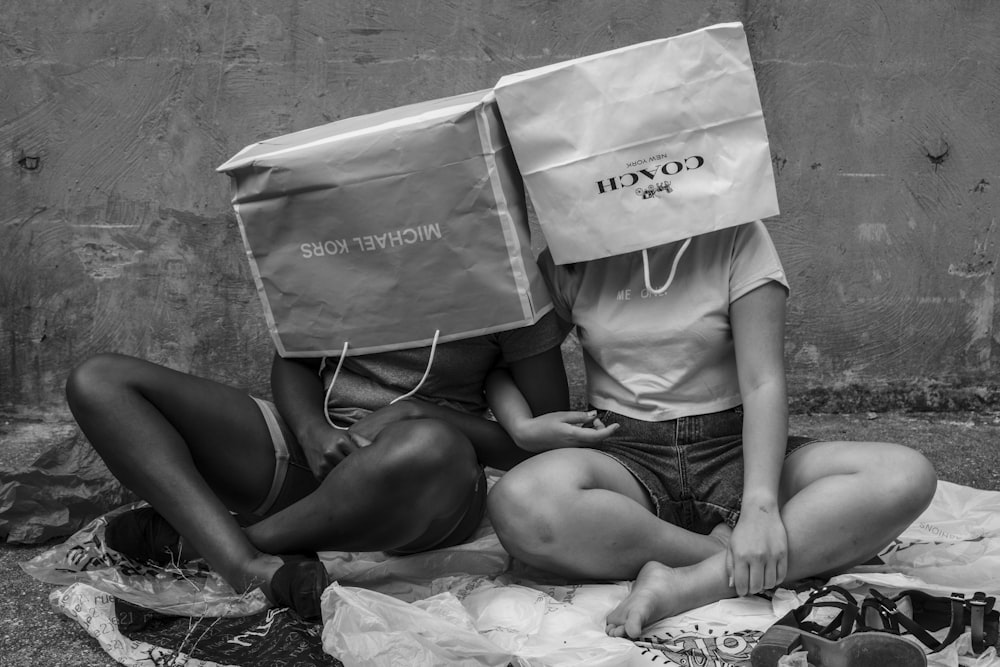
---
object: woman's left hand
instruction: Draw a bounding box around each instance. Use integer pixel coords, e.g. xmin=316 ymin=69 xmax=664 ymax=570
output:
xmin=726 ymin=502 xmax=787 ymax=597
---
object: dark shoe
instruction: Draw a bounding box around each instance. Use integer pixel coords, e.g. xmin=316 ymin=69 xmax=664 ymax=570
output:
xmin=104 ymin=507 xmax=185 ymax=566
xmin=269 ymin=555 xmax=330 ymax=623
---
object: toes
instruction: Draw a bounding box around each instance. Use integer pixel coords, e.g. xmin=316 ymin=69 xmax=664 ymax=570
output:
xmin=607 ymin=605 xmax=648 ymax=639
xmin=606 ymin=623 xmax=626 ymax=638
xmin=625 ymin=609 xmax=645 ymax=639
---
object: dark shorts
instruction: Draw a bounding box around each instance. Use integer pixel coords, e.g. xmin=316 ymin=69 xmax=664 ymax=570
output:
xmin=249 ymin=397 xmax=314 ymax=518
xmin=250 ymin=398 xmax=487 ymax=554
xmin=592 ymin=405 xmax=817 ymax=534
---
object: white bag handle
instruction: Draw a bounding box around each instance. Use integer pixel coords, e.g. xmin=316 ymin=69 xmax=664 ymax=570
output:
xmin=642 ymin=237 xmax=691 ymax=296
xmin=321 ymin=342 xmax=351 ymax=430
xmin=321 ymin=330 xmax=441 ymax=430
xmin=390 ymin=329 xmax=440 ymax=404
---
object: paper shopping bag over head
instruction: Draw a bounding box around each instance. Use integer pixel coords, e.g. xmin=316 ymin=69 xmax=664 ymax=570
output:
xmin=218 ymin=90 xmax=551 ymax=358
xmin=494 ymin=22 xmax=779 ymax=265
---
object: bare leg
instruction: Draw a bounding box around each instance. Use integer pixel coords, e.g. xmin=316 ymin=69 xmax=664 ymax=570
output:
xmin=65 ymin=353 xmax=304 ymax=596
xmin=606 ymin=441 xmax=937 ymax=638
xmin=246 ymin=417 xmax=481 ymax=554
xmin=67 ymin=354 xmax=483 ymax=598
xmin=488 ymin=448 xmax=730 ymax=580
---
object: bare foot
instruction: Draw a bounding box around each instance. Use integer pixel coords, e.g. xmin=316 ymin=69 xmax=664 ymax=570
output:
xmin=606 ymin=561 xmax=684 ymax=639
xmin=606 ymin=554 xmax=733 ymax=638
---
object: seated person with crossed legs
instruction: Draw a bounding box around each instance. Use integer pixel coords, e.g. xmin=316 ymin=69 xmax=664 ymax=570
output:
xmin=65 ymin=309 xmax=569 ymax=620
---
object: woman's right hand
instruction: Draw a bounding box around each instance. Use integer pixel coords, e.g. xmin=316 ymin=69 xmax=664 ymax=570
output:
xmin=298 ymin=425 xmax=364 ymax=479
xmin=512 ymin=411 xmax=619 ymax=452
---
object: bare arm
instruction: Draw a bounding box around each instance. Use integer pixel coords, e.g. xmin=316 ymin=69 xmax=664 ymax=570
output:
xmin=487 ymin=346 xmax=618 ymax=452
xmin=506 ymin=341 xmax=571 ymax=417
xmin=408 ymin=343 xmax=578 ymax=467
xmin=729 ymin=281 xmax=790 ymax=595
xmin=345 ymin=393 xmax=533 ymax=471
xmin=271 ymin=353 xmax=523 ymax=472
xmin=270 ymin=353 xmax=360 ymax=478
xmin=273 ymin=343 xmax=579 ymax=472
xmin=365 ymin=344 xmax=580 ymax=469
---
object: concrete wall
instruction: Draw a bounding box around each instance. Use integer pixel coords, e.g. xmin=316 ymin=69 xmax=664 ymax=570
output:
xmin=2 ymin=0 xmax=998 ymax=420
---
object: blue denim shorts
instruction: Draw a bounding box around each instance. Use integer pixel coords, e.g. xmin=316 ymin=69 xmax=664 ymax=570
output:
xmin=592 ymin=406 xmax=816 ymax=534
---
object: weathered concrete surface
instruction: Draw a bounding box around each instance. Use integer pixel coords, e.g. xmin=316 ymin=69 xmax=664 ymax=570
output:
xmin=1 ymin=0 xmax=999 ymax=419
xmin=748 ymin=2 xmax=1000 ymax=409
xmin=750 ymin=2 xmax=1000 ymax=409
xmin=0 ymin=0 xmax=741 ymax=418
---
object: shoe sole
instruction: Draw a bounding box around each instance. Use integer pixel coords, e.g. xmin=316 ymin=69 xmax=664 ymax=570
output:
xmin=751 ymin=625 xmax=927 ymax=667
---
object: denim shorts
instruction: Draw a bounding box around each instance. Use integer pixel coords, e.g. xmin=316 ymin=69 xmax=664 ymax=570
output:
xmin=592 ymin=405 xmax=816 ymax=534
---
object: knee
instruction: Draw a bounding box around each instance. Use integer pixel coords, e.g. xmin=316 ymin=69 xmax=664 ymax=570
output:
xmin=378 ymin=419 xmax=479 ymax=490
xmin=488 ymin=465 xmax=567 ymax=560
xmin=65 ymin=353 xmax=134 ymax=413
xmin=885 ymin=448 xmax=938 ymax=515
xmin=856 ymin=445 xmax=937 ymax=524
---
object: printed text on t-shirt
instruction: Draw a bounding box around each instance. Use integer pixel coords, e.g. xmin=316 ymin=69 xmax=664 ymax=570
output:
xmin=617 ymin=288 xmax=669 ymax=300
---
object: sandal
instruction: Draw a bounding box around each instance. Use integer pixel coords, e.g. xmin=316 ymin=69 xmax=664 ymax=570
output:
xmin=753 ymin=627 xmax=927 ymax=666
xmin=104 ymin=506 xmax=187 ymax=566
xmin=752 ymin=585 xmax=927 ymax=666
xmin=862 ymin=588 xmax=999 ymax=655
xmin=762 ymin=585 xmax=863 ymax=641
xmin=268 ymin=554 xmax=330 ymax=623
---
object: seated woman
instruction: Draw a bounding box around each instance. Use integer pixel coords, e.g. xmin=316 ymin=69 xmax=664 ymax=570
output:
xmin=485 ymin=222 xmax=938 ymax=638
xmin=64 ymin=310 xmax=569 ymax=621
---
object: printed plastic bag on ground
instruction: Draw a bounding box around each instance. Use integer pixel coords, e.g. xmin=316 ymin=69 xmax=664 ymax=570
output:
xmin=21 ymin=473 xmax=510 ymax=617
xmin=837 ymin=481 xmax=1000 ymax=595
xmin=21 ymin=502 xmax=269 ymax=617
xmin=52 ymin=582 xmax=232 ymax=667
xmin=52 ymin=581 xmax=341 ymax=667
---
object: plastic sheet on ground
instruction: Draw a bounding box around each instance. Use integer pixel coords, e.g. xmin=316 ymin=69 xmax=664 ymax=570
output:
xmin=835 ymin=480 xmax=1000 ymax=594
xmin=20 ymin=480 xmax=1000 ymax=666
xmin=53 ymin=581 xmax=340 ymax=666
xmin=0 ymin=434 xmax=131 ymax=544
xmin=322 ymin=576 xmax=636 ymax=666
xmin=21 ymin=501 xmax=270 ymax=618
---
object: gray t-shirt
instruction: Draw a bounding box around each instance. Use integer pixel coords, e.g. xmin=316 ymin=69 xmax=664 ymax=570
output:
xmin=322 ymin=310 xmax=567 ymax=423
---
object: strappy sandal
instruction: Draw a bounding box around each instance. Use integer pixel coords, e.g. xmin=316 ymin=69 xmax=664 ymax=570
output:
xmin=752 ymin=585 xmax=927 ymax=667
xmin=862 ymin=588 xmax=999 ymax=656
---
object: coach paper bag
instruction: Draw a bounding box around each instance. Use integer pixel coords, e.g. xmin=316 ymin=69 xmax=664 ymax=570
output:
xmin=218 ymin=90 xmax=551 ymax=358
xmin=493 ymin=22 xmax=779 ymax=265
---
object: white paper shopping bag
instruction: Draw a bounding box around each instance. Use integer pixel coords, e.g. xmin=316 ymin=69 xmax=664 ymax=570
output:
xmin=218 ymin=90 xmax=551 ymax=358
xmin=494 ymin=22 xmax=779 ymax=265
